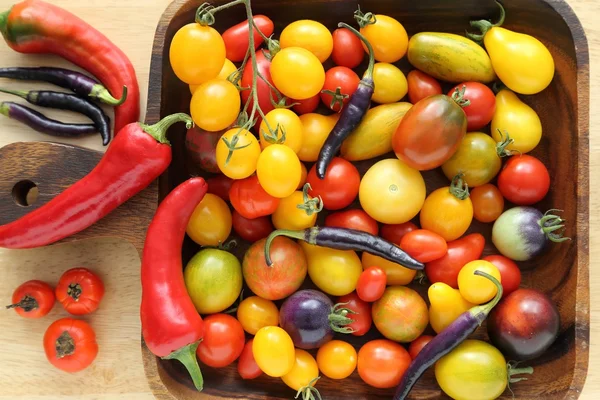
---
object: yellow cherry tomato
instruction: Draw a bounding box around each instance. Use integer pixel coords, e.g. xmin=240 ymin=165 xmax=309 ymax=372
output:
xmin=360 ymin=15 xmax=408 ymax=63
xmin=189 ymin=58 xmax=237 ymax=94
xmin=301 ymin=242 xmax=362 ymax=296
xmin=190 ymin=79 xmax=240 ymax=132
xmin=253 ymin=326 xmax=295 ymax=377
xmin=298 ymin=162 xmax=308 ymax=190
xmin=369 ymin=63 xmax=408 ymax=104
xmin=297 ymin=113 xmax=338 ymax=162
xmin=281 ymin=349 xmax=320 ymax=392
xmin=272 ymin=184 xmax=322 ymax=230
xmin=259 ymin=108 xmax=304 ymax=154
xmin=458 ymin=260 xmax=502 ymax=304
xmin=170 ymin=23 xmax=225 ymax=84
xmin=186 ymin=193 xmax=232 ymax=246
xmin=257 ymin=144 xmax=302 ymax=199
xmin=362 ymin=252 xmax=416 ymax=286
xmin=216 ymin=128 xmax=261 ymax=179
xmin=420 ymin=176 xmax=474 ymax=241
xmin=359 ymin=159 xmax=426 ymax=224
xmin=491 ymin=89 xmax=542 ymax=154
xmin=271 ymin=47 xmax=326 ymax=100
xmin=428 ymin=282 xmax=475 ymax=334
xmin=280 ymin=20 xmax=333 ymax=63
xmin=317 ymin=340 xmax=357 ymax=380
xmin=237 ymin=296 xmax=280 ymax=335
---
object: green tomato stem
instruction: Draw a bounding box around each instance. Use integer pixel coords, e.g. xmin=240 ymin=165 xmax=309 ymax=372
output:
xmin=467 ymin=0 xmax=506 ymax=42
xmin=539 ymin=209 xmax=571 ymax=243
xmin=196 ymin=0 xmax=246 ymax=25
xmin=495 ymin=129 xmax=516 ymax=157
xmin=451 ymin=85 xmax=471 ymax=108
xmin=329 ymin=302 xmax=357 ymax=334
xmin=297 ymin=183 xmax=324 ymax=216
xmin=449 ymin=173 xmax=470 ymax=200
xmin=295 ymin=377 xmax=323 ymax=400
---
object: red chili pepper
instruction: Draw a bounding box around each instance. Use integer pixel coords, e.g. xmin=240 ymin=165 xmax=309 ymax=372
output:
xmin=0 ymin=113 xmax=193 ymax=249
xmin=140 ymin=177 xmax=208 ymax=392
xmin=0 ymin=0 xmax=140 ymax=133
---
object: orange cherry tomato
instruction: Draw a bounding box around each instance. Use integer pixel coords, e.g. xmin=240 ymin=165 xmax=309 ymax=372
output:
xmin=43 ymin=318 xmax=98 ymax=373
xmin=471 ymin=183 xmax=505 ymax=223
xmin=55 ymin=267 xmax=105 ymax=315
xmin=7 ymin=280 xmax=55 ymax=319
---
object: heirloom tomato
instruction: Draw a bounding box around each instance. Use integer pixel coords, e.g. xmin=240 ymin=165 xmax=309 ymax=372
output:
xmin=471 ymin=184 xmax=504 ymax=223
xmin=302 ymin=242 xmax=362 ymax=297
xmin=407 ymin=70 xmax=442 ymax=104
xmin=320 ymin=66 xmax=360 ymax=112
xmin=362 ymin=252 xmax=417 ymax=286
xmin=216 ymin=128 xmax=261 ymax=179
xmin=237 ymin=296 xmax=280 ymax=335
xmin=197 ymin=314 xmax=245 ymax=368
xmin=271 ymin=47 xmax=325 ymax=100
xmin=331 ymin=27 xmax=364 ymax=68
xmin=357 ymin=339 xmax=411 ymax=389
xmin=186 ymin=193 xmax=232 ymax=246
xmin=497 ymin=154 xmax=550 ymax=205
xmin=184 ymin=126 xmax=222 ymax=174
xmin=253 ymin=326 xmax=296 ymax=377
xmin=428 ymin=282 xmax=475 ymax=333
xmin=281 ymin=349 xmax=320 ymax=392
xmin=306 ymin=157 xmax=360 ymax=210
xmin=359 ymin=15 xmax=408 ymax=63
xmin=370 ymin=63 xmax=408 ymax=104
xmin=491 ymin=89 xmax=542 ymax=154
xmin=317 ymin=340 xmax=357 ymax=380
xmin=8 ymin=280 xmax=55 ymax=319
xmin=280 ymin=20 xmax=333 ymax=63
xmin=372 ymin=286 xmax=429 ymax=343
xmin=448 ymin=82 xmax=496 ymax=131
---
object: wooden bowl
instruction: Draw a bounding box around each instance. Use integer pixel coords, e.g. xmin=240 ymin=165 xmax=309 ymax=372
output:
xmin=142 ymin=0 xmax=590 ymax=398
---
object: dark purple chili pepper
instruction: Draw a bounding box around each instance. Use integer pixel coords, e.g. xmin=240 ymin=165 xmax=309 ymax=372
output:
xmin=0 ymin=88 xmax=111 ymax=145
xmin=264 ymin=226 xmax=424 ymax=270
xmin=0 ymin=67 xmax=127 ymax=106
xmin=315 ymin=21 xmax=375 ymax=179
xmin=0 ymin=101 xmax=96 ymax=137
xmin=393 ymin=271 xmax=504 ymax=400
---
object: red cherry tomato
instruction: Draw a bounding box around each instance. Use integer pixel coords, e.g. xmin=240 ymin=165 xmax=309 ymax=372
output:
xmin=408 ymin=335 xmax=434 ymax=359
xmin=306 ymin=157 xmax=360 ymax=210
xmin=357 ymin=339 xmax=411 ymax=389
xmin=55 ymin=267 xmax=105 ymax=315
xmin=425 ymin=233 xmax=485 ymax=288
xmin=400 ymin=229 xmax=448 ymax=263
xmin=206 ymin=174 xmax=235 ymax=202
xmin=407 ymin=70 xmax=442 ymax=104
xmin=448 ymin=82 xmax=496 ymax=131
xmin=237 ymin=338 xmax=263 ymax=380
xmin=292 ymin=94 xmax=321 ymax=115
xmin=337 ymin=292 xmax=372 ymax=336
xmin=483 ymin=255 xmax=522 ymax=298
xmin=356 ymin=267 xmax=387 ymax=302
xmin=331 ymin=28 xmax=364 ymax=69
xmin=497 ymin=154 xmax=551 ymax=206
xmin=222 ymin=15 xmax=274 ymax=62
xmin=229 ymin=175 xmax=280 ymax=219
xmin=471 ymin=183 xmax=505 ymax=223
xmin=43 ymin=318 xmax=98 ymax=373
xmin=232 ymin=210 xmax=274 ymax=242
xmin=325 ymin=209 xmax=379 ymax=236
xmin=7 ymin=280 xmax=55 ymax=319
xmin=197 ymin=313 xmax=246 ymax=368
xmin=241 ymin=51 xmax=276 ymax=128
xmin=380 ymin=222 xmax=418 ymax=244
xmin=320 ymin=66 xmax=360 ymax=112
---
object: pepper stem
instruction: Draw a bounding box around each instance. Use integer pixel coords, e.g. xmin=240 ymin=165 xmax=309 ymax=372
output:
xmin=471 ymin=270 xmax=503 ymax=321
xmin=162 ymin=341 xmax=204 ymax=392
xmin=139 ymin=113 xmax=193 ymax=145
xmin=329 ymin=302 xmax=357 ymax=334
xmin=0 ymin=10 xmax=8 ymax=35
xmin=295 ymin=377 xmax=323 ymax=400
xmin=90 ymin=85 xmax=128 ymax=106
xmin=0 ymin=87 xmax=29 ymax=101
xmin=338 ymin=22 xmax=375 ymax=80
xmin=6 ymin=295 xmax=38 ymax=312
xmin=264 ymin=229 xmax=307 ymax=266
xmin=0 ymin=102 xmax=9 ymax=117
xmin=467 ymin=0 xmax=505 ymax=42
xmin=539 ymin=209 xmax=571 ymax=243
xmin=449 ymin=173 xmax=470 ymax=200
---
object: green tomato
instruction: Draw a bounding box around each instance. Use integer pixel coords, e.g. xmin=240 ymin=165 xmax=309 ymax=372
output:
xmin=184 ymin=248 xmax=242 ymax=314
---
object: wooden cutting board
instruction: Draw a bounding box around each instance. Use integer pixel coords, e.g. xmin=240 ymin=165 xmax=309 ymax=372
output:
xmin=0 ymin=0 xmax=599 ymax=400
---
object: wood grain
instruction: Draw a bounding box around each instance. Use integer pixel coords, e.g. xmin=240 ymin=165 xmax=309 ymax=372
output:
xmin=0 ymin=0 xmax=597 ymax=399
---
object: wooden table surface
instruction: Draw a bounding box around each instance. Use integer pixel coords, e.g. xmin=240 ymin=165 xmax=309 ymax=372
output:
xmin=0 ymin=0 xmax=597 ymax=399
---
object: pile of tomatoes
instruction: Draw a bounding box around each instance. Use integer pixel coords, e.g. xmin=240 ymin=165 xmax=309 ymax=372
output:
xmin=168 ymin=2 xmax=566 ymax=398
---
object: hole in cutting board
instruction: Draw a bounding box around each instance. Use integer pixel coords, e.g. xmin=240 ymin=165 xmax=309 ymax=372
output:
xmin=12 ymin=180 xmax=38 ymax=207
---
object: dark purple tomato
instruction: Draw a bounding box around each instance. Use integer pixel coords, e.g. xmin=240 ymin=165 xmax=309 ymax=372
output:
xmin=185 ymin=126 xmax=223 ymax=174
xmin=487 ymin=288 xmax=560 ymax=361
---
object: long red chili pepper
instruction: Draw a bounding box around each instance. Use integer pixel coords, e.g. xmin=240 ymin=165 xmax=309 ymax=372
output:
xmin=140 ymin=177 xmax=208 ymax=392
xmin=0 ymin=113 xmax=193 ymax=249
xmin=0 ymin=0 xmax=140 ymax=133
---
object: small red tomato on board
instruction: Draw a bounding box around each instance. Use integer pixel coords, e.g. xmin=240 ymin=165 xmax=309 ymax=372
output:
xmin=306 ymin=157 xmax=360 ymax=210
xmin=320 ymin=66 xmax=360 ymax=112
xmin=408 ymin=335 xmax=434 ymax=359
xmin=325 ymin=209 xmax=379 ymax=236
xmin=292 ymin=94 xmax=320 ymax=115
xmin=471 ymin=183 xmax=505 ymax=223
xmin=400 ymin=229 xmax=448 ymax=263
xmin=407 ymin=70 xmax=442 ymax=104
xmin=356 ymin=267 xmax=387 ymax=302
xmin=55 ymin=267 xmax=105 ymax=315
xmin=206 ymin=174 xmax=235 ymax=202
xmin=357 ymin=339 xmax=411 ymax=389
xmin=337 ymin=292 xmax=372 ymax=336
xmin=498 ymin=154 xmax=551 ymax=205
xmin=448 ymin=82 xmax=496 ymax=131
xmin=6 ymin=280 xmax=55 ymax=318
xmin=380 ymin=222 xmax=418 ymax=244
xmin=232 ymin=211 xmax=274 ymax=243
xmin=241 ymin=51 xmax=276 ymax=126
xmin=238 ymin=339 xmax=263 ymax=380
xmin=425 ymin=233 xmax=485 ymax=289
xmin=222 ymin=15 xmax=274 ymax=62
xmin=197 ymin=313 xmax=246 ymax=368
xmin=229 ymin=175 xmax=280 ymax=219
xmin=331 ymin=28 xmax=364 ymax=69
xmin=483 ymin=255 xmax=522 ymax=298
xmin=43 ymin=318 xmax=98 ymax=373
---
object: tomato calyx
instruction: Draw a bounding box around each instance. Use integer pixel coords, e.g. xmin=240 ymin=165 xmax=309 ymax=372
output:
xmin=507 ymin=361 xmax=535 ymax=386
xmin=538 ymin=209 xmax=571 ymax=243
xmin=6 ymin=294 xmax=38 ymax=312
xmin=321 ymin=87 xmax=349 ymax=111
xmin=221 ymin=131 xmax=253 ymax=164
xmin=495 ymin=129 xmax=517 ymax=157
xmin=195 ymin=0 xmax=246 ymax=26
xmin=450 ymin=85 xmax=471 ymax=108
xmin=67 ymin=283 xmax=82 ymax=301
xmin=55 ymin=331 xmax=76 ymax=358
xmin=295 ymin=377 xmax=323 ymax=400
xmin=353 ymin=6 xmax=377 ymax=28
xmin=329 ymin=302 xmax=357 ymax=334
xmin=261 ymin=123 xmax=286 ymax=144
xmin=297 ymin=183 xmax=324 ymax=216
xmin=467 ymin=0 xmax=505 ymax=43
xmin=449 ymin=173 xmax=470 ymax=200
